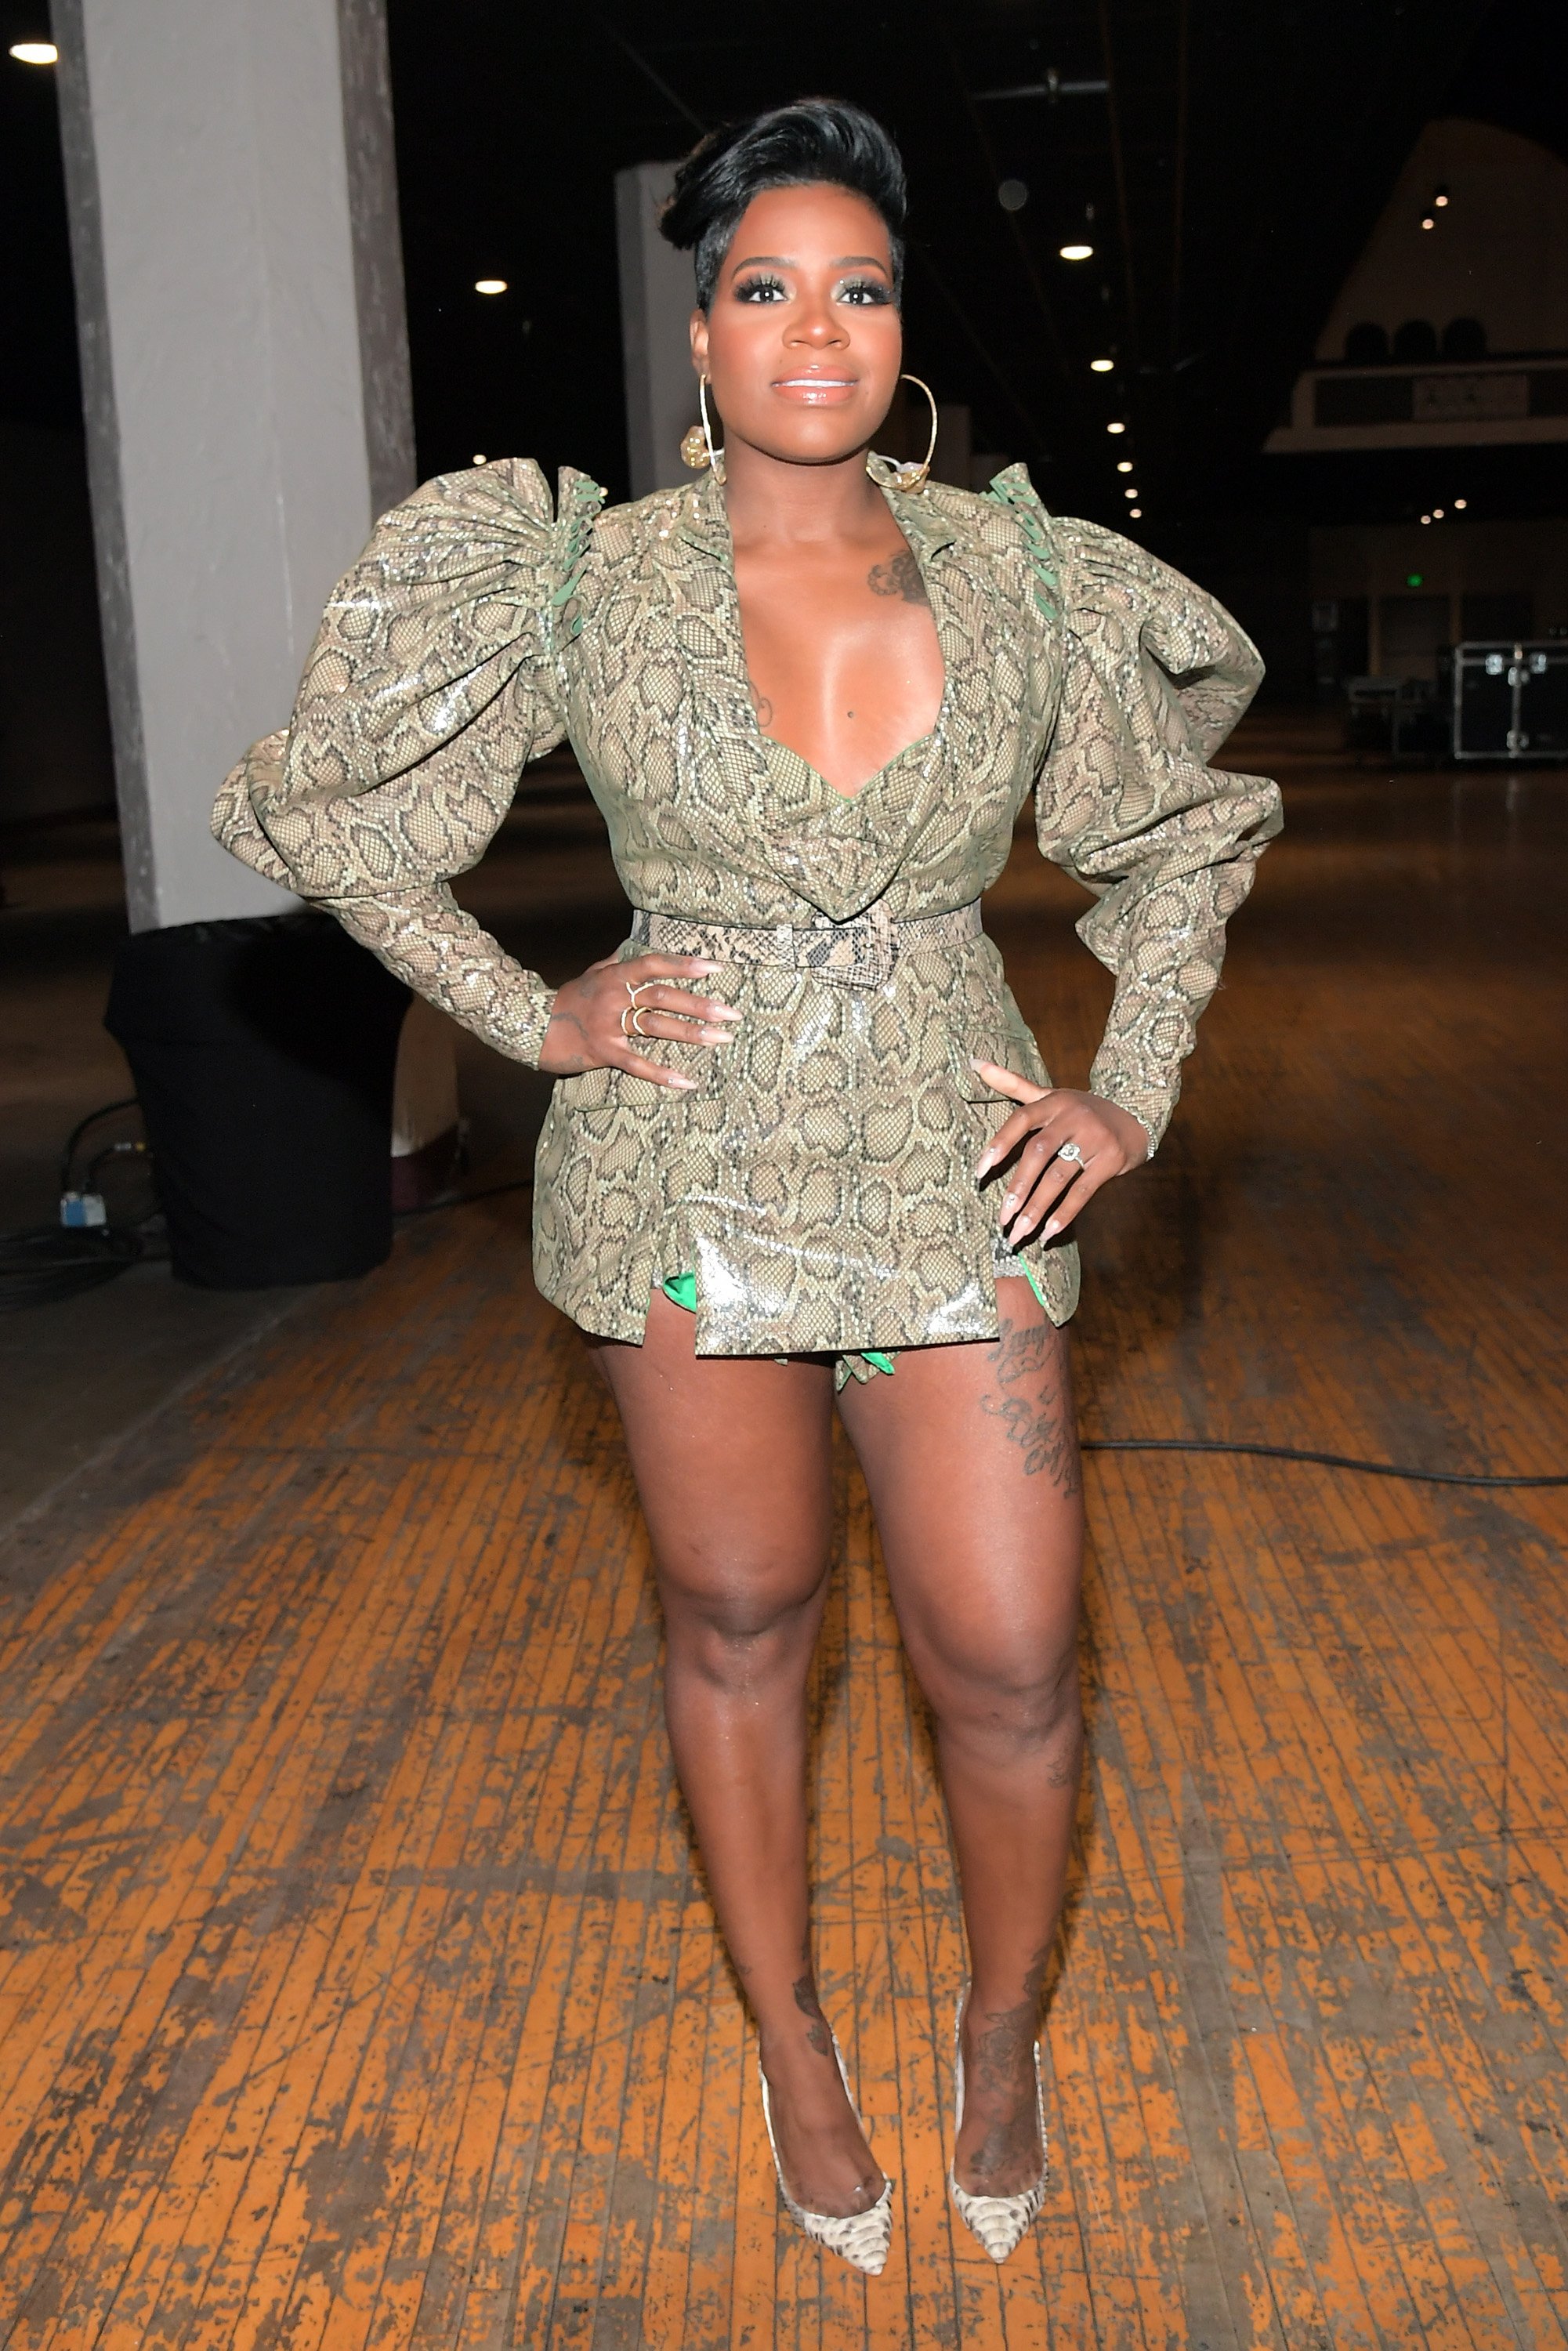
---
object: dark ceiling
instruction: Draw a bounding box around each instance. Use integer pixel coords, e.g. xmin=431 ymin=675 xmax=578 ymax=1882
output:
xmin=3 ymin=0 xmax=1563 ymax=546
xmin=383 ymin=0 xmax=1561 ymax=535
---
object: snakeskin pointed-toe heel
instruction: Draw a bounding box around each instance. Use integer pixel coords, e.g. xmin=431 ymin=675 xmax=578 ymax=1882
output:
xmin=758 ymin=2030 xmax=895 ymax=2275
xmin=947 ymin=1985 xmax=1048 ymax=2262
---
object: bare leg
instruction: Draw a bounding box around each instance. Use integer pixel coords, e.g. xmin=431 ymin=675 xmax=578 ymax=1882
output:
xmin=838 ymin=1279 xmax=1083 ymax=2196
xmin=592 ymin=1293 xmax=884 ymax=2216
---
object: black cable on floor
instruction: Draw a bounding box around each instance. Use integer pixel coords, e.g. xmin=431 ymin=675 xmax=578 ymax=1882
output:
xmin=1081 ymin=1438 xmax=1567 ymax=1489
xmin=0 ymin=1096 xmax=150 ymax=1312
xmin=9 ymin=1125 xmax=1559 ymax=1483
xmin=400 ymin=1194 xmax=1561 ymax=1486
xmin=393 ymin=1182 xmax=1568 ymax=1490
xmin=0 ymin=1226 xmax=143 ymax=1310
xmin=59 ymin=1096 xmax=139 ymax=1194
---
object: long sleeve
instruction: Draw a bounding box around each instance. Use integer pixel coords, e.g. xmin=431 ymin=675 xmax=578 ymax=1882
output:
xmin=1036 ymin=515 xmax=1282 ymax=1151
xmin=213 ymin=457 xmax=595 ymax=1065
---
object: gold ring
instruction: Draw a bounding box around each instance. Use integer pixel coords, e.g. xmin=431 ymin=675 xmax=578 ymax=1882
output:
xmin=622 ymin=978 xmax=657 ymax=1040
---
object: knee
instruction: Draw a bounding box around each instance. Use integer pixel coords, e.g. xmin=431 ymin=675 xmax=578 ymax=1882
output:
xmin=925 ymin=1632 xmax=1082 ymax=1755
xmin=660 ymin=1550 xmax=826 ymax=1692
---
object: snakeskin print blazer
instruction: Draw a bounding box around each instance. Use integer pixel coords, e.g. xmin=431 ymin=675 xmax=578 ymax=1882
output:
xmin=214 ymin=460 xmax=1280 ymax=1364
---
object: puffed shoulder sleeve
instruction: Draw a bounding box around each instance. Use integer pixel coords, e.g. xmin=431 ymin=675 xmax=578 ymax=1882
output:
xmin=1035 ymin=513 xmax=1282 ymax=1154
xmin=212 ymin=458 xmax=599 ymax=1067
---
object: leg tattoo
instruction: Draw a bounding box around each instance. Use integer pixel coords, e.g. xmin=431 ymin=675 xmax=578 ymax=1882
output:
xmin=792 ymin=1972 xmax=833 ymax=2058
xmin=965 ymin=1942 xmax=1052 ymax=2181
xmin=976 ymin=1316 xmax=1081 ymax=1493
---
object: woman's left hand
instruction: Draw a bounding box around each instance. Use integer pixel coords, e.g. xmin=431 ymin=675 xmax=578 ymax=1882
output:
xmin=970 ymin=1061 xmax=1151 ymax=1242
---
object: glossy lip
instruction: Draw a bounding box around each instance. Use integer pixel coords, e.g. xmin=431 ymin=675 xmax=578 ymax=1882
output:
xmin=772 ymin=373 xmax=859 ymax=405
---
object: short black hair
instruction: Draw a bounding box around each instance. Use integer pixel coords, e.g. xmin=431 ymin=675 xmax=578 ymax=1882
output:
xmin=659 ymin=99 xmax=907 ymax=311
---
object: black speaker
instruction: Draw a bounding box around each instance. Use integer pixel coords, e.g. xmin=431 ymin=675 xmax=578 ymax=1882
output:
xmin=105 ymin=912 xmax=409 ymax=1288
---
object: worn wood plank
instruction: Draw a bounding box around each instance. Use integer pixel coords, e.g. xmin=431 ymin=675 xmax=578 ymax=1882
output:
xmin=0 ymin=730 xmax=1565 ymax=2344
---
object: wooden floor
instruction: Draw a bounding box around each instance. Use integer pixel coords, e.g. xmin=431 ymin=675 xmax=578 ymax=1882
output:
xmin=2 ymin=723 xmax=1566 ymax=2348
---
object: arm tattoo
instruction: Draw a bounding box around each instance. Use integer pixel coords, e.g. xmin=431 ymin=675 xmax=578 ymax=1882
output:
xmin=747 ymin=675 xmax=774 ymax=727
xmin=867 ymin=551 xmax=929 ymax=604
xmin=977 ymin=1316 xmax=1081 ymax=1493
xmin=548 ymin=1005 xmax=590 ymax=1073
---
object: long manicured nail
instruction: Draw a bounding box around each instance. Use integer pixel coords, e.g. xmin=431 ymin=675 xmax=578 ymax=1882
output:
xmin=1043 ymin=1217 xmax=1061 ymax=1237
xmin=670 ymin=1074 xmax=697 ymax=1090
xmin=975 ymin=1149 xmax=996 ymax=1179
xmin=1001 ymin=1192 xmax=1018 ymax=1215
xmin=710 ymin=1005 xmax=743 ymax=1020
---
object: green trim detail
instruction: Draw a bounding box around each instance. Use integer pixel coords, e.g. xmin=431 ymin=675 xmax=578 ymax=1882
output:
xmin=658 ymin=1268 xmax=1042 ymax=1365
xmin=552 ymin=476 xmax=607 ymax=642
xmin=983 ymin=469 xmax=1059 ymax=621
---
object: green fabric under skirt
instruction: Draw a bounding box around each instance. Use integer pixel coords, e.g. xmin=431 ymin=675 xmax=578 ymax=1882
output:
xmin=657 ymin=1262 xmax=1050 ymax=1389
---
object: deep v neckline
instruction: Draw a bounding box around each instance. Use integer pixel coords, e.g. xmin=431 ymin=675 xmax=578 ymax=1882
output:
xmin=722 ymin=486 xmax=952 ymax=803
xmin=762 ymin=727 xmax=940 ymax=805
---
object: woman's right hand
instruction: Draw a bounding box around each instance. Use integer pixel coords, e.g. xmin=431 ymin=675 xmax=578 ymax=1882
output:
xmin=538 ymin=954 xmax=741 ymax=1088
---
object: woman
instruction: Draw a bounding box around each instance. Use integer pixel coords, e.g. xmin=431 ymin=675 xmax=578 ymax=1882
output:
xmin=215 ymin=100 xmax=1280 ymax=2274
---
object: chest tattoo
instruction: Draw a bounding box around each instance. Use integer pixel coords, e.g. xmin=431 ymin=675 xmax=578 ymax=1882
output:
xmin=867 ymin=551 xmax=929 ymax=606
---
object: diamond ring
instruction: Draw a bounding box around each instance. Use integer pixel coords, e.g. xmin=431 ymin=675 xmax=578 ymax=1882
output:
xmin=1056 ymin=1140 xmax=1085 ymax=1164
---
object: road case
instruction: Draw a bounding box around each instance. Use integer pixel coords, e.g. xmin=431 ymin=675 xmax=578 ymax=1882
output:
xmin=1447 ymin=639 xmax=1568 ymax=760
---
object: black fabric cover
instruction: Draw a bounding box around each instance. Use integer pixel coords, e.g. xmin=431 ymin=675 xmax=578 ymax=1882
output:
xmin=105 ymin=913 xmax=410 ymax=1288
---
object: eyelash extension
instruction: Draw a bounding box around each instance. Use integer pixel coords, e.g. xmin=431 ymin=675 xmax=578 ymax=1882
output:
xmin=730 ymin=273 xmax=893 ymax=306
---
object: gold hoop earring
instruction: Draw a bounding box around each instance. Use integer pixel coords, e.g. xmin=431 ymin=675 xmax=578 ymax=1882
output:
xmin=680 ymin=376 xmax=726 ymax=483
xmin=867 ymin=374 xmax=939 ymax=493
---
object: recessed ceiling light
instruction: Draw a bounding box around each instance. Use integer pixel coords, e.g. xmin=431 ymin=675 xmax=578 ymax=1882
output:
xmin=1420 ymin=216 xmax=1435 ymax=230
xmin=1434 ymin=188 xmax=1449 ymax=207
xmin=474 ymin=277 xmax=508 ymax=295
xmin=1421 ymin=513 xmax=1432 ymax=524
xmin=998 ymin=179 xmax=1029 ymax=212
xmin=1116 ymin=460 xmax=1133 ymax=473
xmin=1432 ymin=506 xmax=1444 ymax=519
xmin=1059 ymin=243 xmax=1093 ymax=261
xmin=1090 ymin=357 xmax=1114 ymax=373
xmin=9 ymin=41 xmax=57 ymax=63
xmin=1454 ymin=496 xmax=1467 ymax=509
xmin=473 ymin=454 xmax=487 ymax=465
xmin=1124 ymin=486 xmax=1138 ymax=499
xmin=1106 ymin=420 xmax=1125 ymax=435
xmin=1129 ymin=508 xmax=1142 ymax=519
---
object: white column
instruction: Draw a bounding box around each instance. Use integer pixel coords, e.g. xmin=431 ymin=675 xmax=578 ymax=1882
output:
xmin=51 ymin=0 xmax=415 ymax=932
xmin=616 ymin=161 xmax=703 ymax=501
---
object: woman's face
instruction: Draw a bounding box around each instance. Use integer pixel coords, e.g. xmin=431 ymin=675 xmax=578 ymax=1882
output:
xmin=690 ymin=182 xmax=902 ymax=468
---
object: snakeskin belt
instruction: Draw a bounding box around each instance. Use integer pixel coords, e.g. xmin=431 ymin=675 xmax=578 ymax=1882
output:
xmin=629 ymin=899 xmax=982 ymax=991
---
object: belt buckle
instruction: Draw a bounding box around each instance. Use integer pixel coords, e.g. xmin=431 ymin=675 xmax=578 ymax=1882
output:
xmin=797 ymin=901 xmax=897 ymax=990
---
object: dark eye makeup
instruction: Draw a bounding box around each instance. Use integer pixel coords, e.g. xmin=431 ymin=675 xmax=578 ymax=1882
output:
xmin=730 ymin=271 xmax=894 ymax=306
